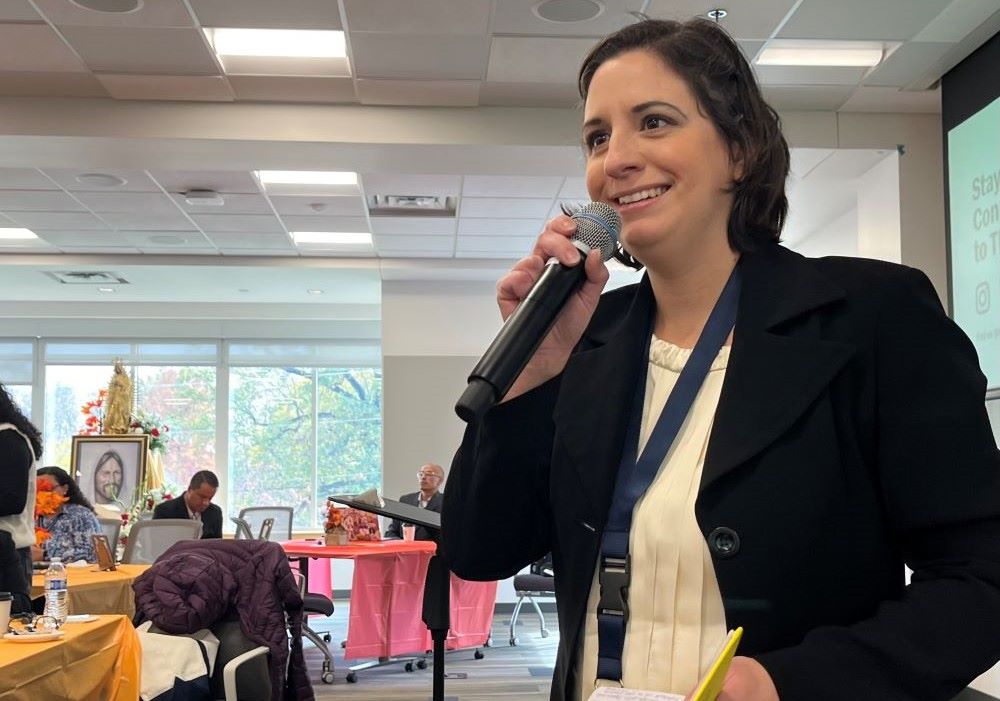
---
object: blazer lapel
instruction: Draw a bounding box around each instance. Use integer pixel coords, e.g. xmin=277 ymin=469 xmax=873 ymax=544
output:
xmin=702 ymin=245 xmax=856 ymax=490
xmin=554 ymin=276 xmax=654 ymax=526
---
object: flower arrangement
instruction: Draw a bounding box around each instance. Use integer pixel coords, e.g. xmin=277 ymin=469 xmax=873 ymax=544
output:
xmin=34 ymin=477 xmax=67 ymax=546
xmin=324 ymin=499 xmax=348 ymax=545
xmin=130 ymin=411 xmax=170 ymax=453
xmin=79 ymin=389 xmax=108 ymax=435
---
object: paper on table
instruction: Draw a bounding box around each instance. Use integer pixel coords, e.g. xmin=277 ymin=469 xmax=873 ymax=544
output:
xmin=66 ymin=560 xmax=90 ymax=568
xmin=354 ymin=488 xmax=385 ymax=508
xmin=586 ymin=628 xmax=743 ymax=701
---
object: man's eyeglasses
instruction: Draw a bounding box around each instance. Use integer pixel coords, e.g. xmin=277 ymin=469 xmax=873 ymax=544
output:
xmin=417 ymin=472 xmax=441 ymax=479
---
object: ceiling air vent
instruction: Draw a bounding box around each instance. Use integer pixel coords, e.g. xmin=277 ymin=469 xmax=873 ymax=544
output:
xmin=367 ymin=195 xmax=456 ymax=218
xmin=45 ymin=271 xmax=130 ymax=285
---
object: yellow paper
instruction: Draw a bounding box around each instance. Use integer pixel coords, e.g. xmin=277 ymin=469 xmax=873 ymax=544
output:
xmin=689 ymin=627 xmax=743 ymax=701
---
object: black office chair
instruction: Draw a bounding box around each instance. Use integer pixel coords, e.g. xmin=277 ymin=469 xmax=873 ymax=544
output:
xmin=237 ymin=507 xmax=293 ymax=542
xmin=509 ymin=554 xmax=555 ymax=646
xmin=291 ymin=569 xmax=336 ymax=684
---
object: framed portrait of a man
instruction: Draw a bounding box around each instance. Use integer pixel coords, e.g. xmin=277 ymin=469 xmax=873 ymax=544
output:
xmin=71 ymin=435 xmax=148 ymax=510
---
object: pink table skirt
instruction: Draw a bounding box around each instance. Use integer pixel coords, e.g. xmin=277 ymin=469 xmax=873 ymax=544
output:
xmin=285 ymin=540 xmax=497 ymax=660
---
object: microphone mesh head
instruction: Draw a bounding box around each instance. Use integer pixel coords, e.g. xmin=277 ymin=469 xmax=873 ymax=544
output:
xmin=571 ymin=202 xmax=621 ymax=261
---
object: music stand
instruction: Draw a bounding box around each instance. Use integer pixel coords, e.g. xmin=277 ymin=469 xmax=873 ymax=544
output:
xmin=329 ymin=495 xmax=452 ymax=701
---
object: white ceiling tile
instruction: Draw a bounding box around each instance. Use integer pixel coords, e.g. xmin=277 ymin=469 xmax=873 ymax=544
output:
xmin=136 ymin=246 xmax=218 ymax=255
xmin=0 ymin=1 xmax=42 ymax=21
xmin=839 ymin=86 xmax=941 ymax=113
xmin=862 ymin=42 xmax=953 ymax=88
xmin=73 ymin=192 xmax=181 ymax=214
xmin=269 ymin=195 xmax=366 ymax=217
xmin=57 ymin=246 xmax=142 ymax=254
xmin=171 ymin=193 xmax=272 ymax=215
xmin=373 ymin=234 xmax=454 ymax=252
xmin=458 ymin=218 xmax=543 ymax=236
xmin=189 ymin=0 xmax=343 ymax=29
xmin=34 ymin=230 xmax=131 ymax=246
xmin=376 ymin=248 xmax=451 ymax=259
xmin=33 ymin=0 xmax=194 ymax=27
xmin=914 ymin=0 xmax=1000 ymax=42
xmin=361 ymin=175 xmax=461 ymax=198
xmin=462 ymin=176 xmax=563 ymax=198
xmin=99 ymin=211 xmax=196 ymax=230
xmin=281 ymin=215 xmax=370 ymax=232
xmin=755 ymin=65 xmax=867 ymax=87
xmin=0 ymin=24 xmax=87 ymax=72
xmin=479 ymin=82 xmax=580 ymax=108
xmin=370 ymin=217 xmax=457 ymax=235
xmin=0 ymin=239 xmax=56 ymax=251
xmin=297 ymin=248 xmax=375 ymax=258
xmin=59 ymin=26 xmax=220 ymax=74
xmin=0 ymin=169 xmax=58 ymax=190
xmin=97 ymin=74 xmax=235 ymax=101
xmin=492 ymin=0 xmax=634 ymax=37
xmin=191 ymin=214 xmax=284 ymax=233
xmin=351 ymin=33 xmax=489 ymax=80
xmin=0 ymin=190 xmax=85 ymax=211
xmin=777 ymin=0 xmax=954 ymax=40
xmin=219 ymin=248 xmax=297 ymax=256
xmin=227 ymin=76 xmax=357 ymax=103
xmin=646 ymin=0 xmax=800 ymax=40
xmin=121 ymin=230 xmax=215 ymax=249
xmin=0 ymin=72 xmax=109 ymax=98
xmin=205 ymin=232 xmax=293 ymax=249
xmin=357 ymin=79 xmax=479 ymax=106
xmin=457 ymin=235 xmax=536 ymax=251
xmin=5 ymin=212 xmax=108 ymax=229
xmin=460 ymin=197 xmax=553 ymax=219
xmin=344 ymin=0 xmax=490 ymax=33
xmin=559 ymin=177 xmax=590 ymax=200
xmin=41 ymin=169 xmax=160 ymax=192
xmin=149 ymin=170 xmax=260 ymax=194
xmin=761 ymin=85 xmax=855 ymax=111
xmin=487 ymin=36 xmax=595 ymax=84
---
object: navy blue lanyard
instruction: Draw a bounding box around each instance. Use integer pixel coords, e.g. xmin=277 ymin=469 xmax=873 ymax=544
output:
xmin=596 ymin=264 xmax=741 ymax=682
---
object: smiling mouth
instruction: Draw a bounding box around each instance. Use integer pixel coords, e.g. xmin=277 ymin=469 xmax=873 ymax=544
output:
xmin=616 ymin=186 xmax=669 ymax=205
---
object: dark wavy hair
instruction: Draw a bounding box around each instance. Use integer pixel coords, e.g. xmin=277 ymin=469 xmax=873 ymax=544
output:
xmin=37 ymin=465 xmax=95 ymax=513
xmin=578 ymin=18 xmax=789 ymax=269
xmin=0 ymin=382 xmax=42 ymax=458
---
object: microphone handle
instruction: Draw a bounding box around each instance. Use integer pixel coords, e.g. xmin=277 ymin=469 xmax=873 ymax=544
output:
xmin=456 ymin=249 xmax=586 ymax=422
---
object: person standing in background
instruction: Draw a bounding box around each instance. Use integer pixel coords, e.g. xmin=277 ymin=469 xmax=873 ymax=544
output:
xmin=385 ymin=463 xmax=445 ymax=541
xmin=0 ymin=381 xmax=41 ymax=591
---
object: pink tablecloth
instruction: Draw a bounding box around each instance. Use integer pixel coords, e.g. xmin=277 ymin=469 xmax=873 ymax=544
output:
xmin=282 ymin=539 xmax=497 ymax=660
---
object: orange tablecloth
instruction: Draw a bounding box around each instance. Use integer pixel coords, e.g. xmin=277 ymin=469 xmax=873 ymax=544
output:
xmin=0 ymin=614 xmax=141 ymax=701
xmin=31 ymin=564 xmax=149 ymax=618
xmin=282 ymin=539 xmax=497 ymax=660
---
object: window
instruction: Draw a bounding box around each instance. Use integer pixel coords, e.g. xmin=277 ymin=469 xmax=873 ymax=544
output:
xmin=228 ymin=365 xmax=382 ymax=530
xmin=44 ymin=364 xmax=118 ymax=467
xmin=0 ymin=340 xmax=34 ymax=417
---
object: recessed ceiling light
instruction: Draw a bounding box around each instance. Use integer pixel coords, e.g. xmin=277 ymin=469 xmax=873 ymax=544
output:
xmin=0 ymin=228 xmax=38 ymax=240
xmin=533 ymin=0 xmax=603 ymax=23
xmin=75 ymin=173 xmax=127 ymax=188
xmin=307 ymin=289 xmax=324 ymax=295
xmin=756 ymin=40 xmax=886 ymax=67
xmin=256 ymin=171 xmax=360 ymax=196
xmin=97 ymin=287 xmax=115 ymax=293
xmin=205 ymin=29 xmax=347 ymax=58
xmin=292 ymin=231 xmax=372 ymax=246
xmin=182 ymin=189 xmax=224 ymax=207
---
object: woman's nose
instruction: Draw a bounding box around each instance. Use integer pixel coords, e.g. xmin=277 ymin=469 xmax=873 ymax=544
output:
xmin=603 ymin=132 xmax=643 ymax=180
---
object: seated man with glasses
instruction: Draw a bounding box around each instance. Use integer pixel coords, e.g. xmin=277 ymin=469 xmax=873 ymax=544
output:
xmin=384 ymin=463 xmax=445 ymax=542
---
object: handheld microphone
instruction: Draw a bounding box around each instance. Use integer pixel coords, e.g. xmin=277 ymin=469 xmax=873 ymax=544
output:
xmin=455 ymin=202 xmax=621 ymax=423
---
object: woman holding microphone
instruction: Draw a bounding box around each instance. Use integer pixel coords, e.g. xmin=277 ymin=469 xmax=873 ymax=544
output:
xmin=442 ymin=18 xmax=1000 ymax=701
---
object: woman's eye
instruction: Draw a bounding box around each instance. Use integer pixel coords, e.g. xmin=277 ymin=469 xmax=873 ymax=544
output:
xmin=586 ymin=132 xmax=609 ymax=151
xmin=642 ymin=115 xmax=672 ymax=130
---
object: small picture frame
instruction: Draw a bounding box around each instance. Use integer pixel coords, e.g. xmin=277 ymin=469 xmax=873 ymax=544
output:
xmin=91 ymin=534 xmax=116 ymax=571
xmin=71 ymin=434 xmax=149 ymax=511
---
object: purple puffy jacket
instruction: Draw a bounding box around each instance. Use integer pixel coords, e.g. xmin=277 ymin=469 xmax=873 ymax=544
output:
xmin=133 ymin=538 xmax=314 ymax=701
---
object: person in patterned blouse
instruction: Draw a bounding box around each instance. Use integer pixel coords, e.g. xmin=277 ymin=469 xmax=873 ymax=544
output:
xmin=31 ymin=466 xmax=103 ymax=563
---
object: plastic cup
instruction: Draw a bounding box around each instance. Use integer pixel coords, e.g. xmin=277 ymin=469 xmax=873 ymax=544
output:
xmin=0 ymin=592 xmax=11 ymax=634
xmin=403 ymin=525 xmax=416 ymax=542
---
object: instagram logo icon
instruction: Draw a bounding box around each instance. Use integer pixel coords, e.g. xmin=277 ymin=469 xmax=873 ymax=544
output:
xmin=976 ymin=282 xmax=991 ymax=315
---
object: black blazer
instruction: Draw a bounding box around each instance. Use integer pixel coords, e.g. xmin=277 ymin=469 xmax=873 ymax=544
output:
xmin=385 ymin=491 xmax=443 ymax=542
xmin=443 ymin=244 xmax=1000 ymax=701
xmin=152 ymin=496 xmax=223 ymax=539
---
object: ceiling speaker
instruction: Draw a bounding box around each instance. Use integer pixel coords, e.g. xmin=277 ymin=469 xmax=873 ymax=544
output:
xmin=534 ymin=0 xmax=603 ymax=23
xmin=69 ymin=0 xmax=143 ymax=13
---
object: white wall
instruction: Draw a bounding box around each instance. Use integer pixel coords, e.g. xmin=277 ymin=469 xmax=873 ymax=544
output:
xmin=792 ymin=208 xmax=859 ymax=259
xmin=857 ymin=151 xmax=902 ymax=263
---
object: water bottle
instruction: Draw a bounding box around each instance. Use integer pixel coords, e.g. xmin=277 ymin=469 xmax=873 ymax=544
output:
xmin=43 ymin=557 xmax=68 ymax=626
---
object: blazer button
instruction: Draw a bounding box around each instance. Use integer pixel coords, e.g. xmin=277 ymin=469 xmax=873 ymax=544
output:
xmin=708 ymin=527 xmax=740 ymax=558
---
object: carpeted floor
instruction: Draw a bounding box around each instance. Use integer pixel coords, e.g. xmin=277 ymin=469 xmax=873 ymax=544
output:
xmin=304 ymin=601 xmax=557 ymax=700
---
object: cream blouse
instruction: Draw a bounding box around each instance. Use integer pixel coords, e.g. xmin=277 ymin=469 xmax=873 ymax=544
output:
xmin=577 ymin=336 xmax=729 ymax=700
